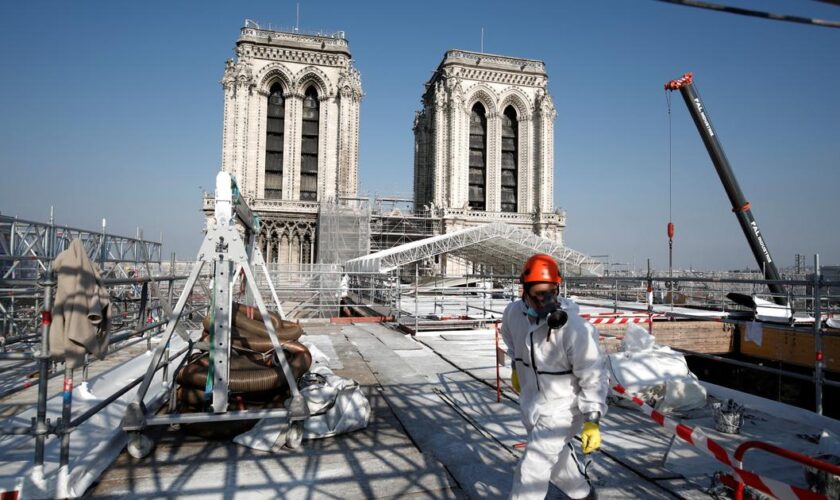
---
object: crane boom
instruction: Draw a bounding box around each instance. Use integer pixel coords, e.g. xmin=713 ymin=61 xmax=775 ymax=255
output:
xmin=665 ymin=72 xmax=787 ymax=306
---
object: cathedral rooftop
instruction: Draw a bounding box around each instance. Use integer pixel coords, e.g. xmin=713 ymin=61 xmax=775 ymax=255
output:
xmin=438 ymin=49 xmax=547 ymax=76
xmin=237 ymin=20 xmax=351 ymax=57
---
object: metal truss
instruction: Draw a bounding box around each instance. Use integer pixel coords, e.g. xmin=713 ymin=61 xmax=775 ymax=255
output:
xmin=344 ymin=222 xmax=604 ymax=276
xmin=0 ymin=215 xmax=161 ymax=280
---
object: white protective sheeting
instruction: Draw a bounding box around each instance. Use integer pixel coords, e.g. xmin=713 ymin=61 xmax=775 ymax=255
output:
xmin=609 ymin=324 xmax=707 ymax=413
xmin=0 ymin=333 xmax=193 ymax=499
xmin=299 ymin=365 xmax=370 ymax=440
xmin=233 ymin=341 xmax=370 ymax=451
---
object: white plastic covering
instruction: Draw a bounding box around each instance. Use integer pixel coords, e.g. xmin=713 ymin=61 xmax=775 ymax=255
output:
xmin=233 ymin=341 xmax=370 ymax=452
xmin=620 ymin=323 xmax=656 ymax=352
xmin=0 ymin=333 xmax=192 ymax=498
xmin=299 ymin=365 xmax=370 ymax=440
xmin=609 ymin=324 xmax=707 ymax=413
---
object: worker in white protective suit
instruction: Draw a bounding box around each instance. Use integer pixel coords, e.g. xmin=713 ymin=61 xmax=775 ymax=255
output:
xmin=501 ymin=254 xmax=608 ymax=500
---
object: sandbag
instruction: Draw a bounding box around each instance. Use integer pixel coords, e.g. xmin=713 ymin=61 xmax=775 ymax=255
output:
xmin=300 ymin=365 xmax=371 ymax=440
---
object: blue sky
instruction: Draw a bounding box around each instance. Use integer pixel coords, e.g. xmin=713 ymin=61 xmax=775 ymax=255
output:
xmin=0 ymin=1 xmax=837 ymax=271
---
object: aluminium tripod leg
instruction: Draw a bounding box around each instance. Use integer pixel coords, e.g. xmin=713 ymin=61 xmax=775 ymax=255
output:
xmin=254 ymin=247 xmax=287 ymax=320
xmin=122 ymin=260 xmax=205 ymax=433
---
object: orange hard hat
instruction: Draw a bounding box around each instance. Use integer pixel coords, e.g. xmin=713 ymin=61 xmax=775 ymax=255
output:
xmin=520 ymin=254 xmax=562 ymax=285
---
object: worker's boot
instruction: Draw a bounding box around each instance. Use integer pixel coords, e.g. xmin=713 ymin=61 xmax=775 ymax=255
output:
xmin=571 ymin=484 xmax=598 ymax=500
xmin=551 ymin=485 xmax=597 ymax=500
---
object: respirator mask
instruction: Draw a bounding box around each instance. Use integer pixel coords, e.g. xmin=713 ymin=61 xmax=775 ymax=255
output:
xmin=526 ymin=292 xmax=568 ymax=329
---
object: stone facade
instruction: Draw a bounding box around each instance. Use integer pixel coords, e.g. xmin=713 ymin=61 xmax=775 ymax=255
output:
xmin=219 ymin=24 xmax=362 ymax=264
xmin=413 ymin=50 xmax=565 ymax=247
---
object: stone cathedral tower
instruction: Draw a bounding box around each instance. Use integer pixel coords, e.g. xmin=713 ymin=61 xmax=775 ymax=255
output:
xmin=413 ymin=50 xmax=565 ymax=243
xmin=218 ymin=22 xmax=362 ymax=265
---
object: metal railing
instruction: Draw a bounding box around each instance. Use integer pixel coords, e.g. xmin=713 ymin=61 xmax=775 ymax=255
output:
xmin=253 ymin=262 xmax=840 ymax=415
xmin=0 ymin=267 xmax=205 ymax=496
xmin=0 ymin=212 xmax=164 ymax=341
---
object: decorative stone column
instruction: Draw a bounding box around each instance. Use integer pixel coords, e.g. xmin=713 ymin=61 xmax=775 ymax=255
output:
xmin=535 ymin=89 xmax=556 ymax=212
xmin=519 ymin=114 xmax=532 ymax=213
xmin=221 ymin=66 xmax=236 ymax=180
xmin=234 ymin=69 xmax=254 ymax=192
xmin=412 ymin=111 xmax=428 ymax=207
xmin=284 ymin=91 xmax=303 ymax=200
xmin=244 ymin=88 xmax=265 ymax=197
xmin=318 ymin=94 xmax=331 ymax=201
xmin=486 ymin=110 xmax=502 ymax=212
xmin=447 ymin=89 xmax=461 ymax=208
xmin=347 ymin=94 xmax=361 ymax=197
xmin=337 ymin=87 xmax=352 ymax=200
xmin=433 ymin=82 xmax=448 ymax=207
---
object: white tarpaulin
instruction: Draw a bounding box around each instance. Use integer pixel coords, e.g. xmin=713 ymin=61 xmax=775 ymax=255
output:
xmin=233 ymin=341 xmax=370 ymax=452
xmin=609 ymin=323 xmax=707 ymax=413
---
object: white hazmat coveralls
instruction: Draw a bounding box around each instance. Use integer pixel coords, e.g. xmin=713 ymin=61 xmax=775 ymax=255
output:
xmin=501 ymin=298 xmax=608 ymax=500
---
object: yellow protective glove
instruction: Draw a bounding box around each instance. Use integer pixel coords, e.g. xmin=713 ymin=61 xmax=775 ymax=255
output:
xmin=511 ymin=368 xmax=521 ymax=394
xmin=581 ymin=421 xmax=601 ymax=454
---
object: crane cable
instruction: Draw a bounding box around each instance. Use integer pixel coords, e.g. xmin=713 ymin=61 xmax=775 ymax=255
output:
xmin=667 ymin=92 xmax=672 ymax=229
xmin=666 ymin=90 xmax=675 ymax=302
xmin=655 ymin=0 xmax=840 ymax=29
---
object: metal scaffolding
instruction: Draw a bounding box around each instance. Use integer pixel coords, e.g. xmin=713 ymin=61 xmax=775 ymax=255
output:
xmin=0 ymin=213 xmax=164 ymax=341
xmin=0 ymin=213 xmax=161 ymax=281
xmin=316 ymin=200 xmax=371 ymax=265
xmin=369 ymin=197 xmax=437 ymax=253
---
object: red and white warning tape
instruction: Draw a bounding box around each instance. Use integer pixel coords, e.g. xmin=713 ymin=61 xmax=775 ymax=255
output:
xmin=580 ymin=313 xmax=663 ymax=325
xmin=611 ymin=384 xmax=824 ymax=500
xmin=587 ymin=316 xmax=660 ymax=325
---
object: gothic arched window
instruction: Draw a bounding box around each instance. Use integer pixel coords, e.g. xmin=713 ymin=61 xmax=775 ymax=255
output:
xmin=300 ymin=86 xmax=320 ymax=201
xmin=469 ymin=103 xmax=487 ymax=211
xmin=265 ymin=83 xmax=285 ymax=199
xmin=501 ymin=106 xmax=519 ymax=212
